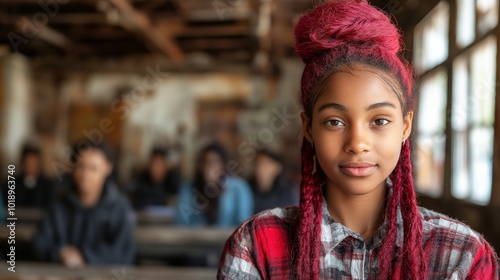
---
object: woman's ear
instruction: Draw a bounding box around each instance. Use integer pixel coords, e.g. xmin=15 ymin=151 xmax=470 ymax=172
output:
xmin=402 ymin=111 xmax=413 ymax=141
xmin=301 ymin=112 xmax=313 ymax=144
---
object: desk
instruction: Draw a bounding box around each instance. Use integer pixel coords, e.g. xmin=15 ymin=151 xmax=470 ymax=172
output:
xmin=135 ymin=226 xmax=233 ymax=257
xmin=0 ymin=224 xmax=35 ymax=241
xmin=135 ymin=209 xmax=174 ymax=225
xmin=7 ymin=208 xmax=44 ymax=223
xmin=10 ymin=207 xmax=175 ymax=225
xmin=0 ymin=262 xmax=216 ymax=280
xmin=0 ymin=224 xmax=234 ymax=257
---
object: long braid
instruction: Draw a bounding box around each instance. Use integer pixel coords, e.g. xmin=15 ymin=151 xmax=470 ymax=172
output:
xmin=297 ymin=138 xmax=322 ymax=279
xmin=399 ymin=140 xmax=427 ymax=279
xmin=378 ymin=144 xmax=403 ymax=278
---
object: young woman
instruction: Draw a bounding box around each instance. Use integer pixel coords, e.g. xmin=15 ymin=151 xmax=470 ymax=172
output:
xmin=218 ymin=1 xmax=498 ymax=279
xmin=175 ymin=142 xmax=254 ymax=227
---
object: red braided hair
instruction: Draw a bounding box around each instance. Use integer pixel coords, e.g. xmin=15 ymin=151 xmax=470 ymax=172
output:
xmin=294 ymin=1 xmax=425 ymax=279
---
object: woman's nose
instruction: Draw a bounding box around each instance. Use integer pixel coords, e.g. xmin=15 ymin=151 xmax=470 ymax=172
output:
xmin=343 ymin=125 xmax=371 ymax=154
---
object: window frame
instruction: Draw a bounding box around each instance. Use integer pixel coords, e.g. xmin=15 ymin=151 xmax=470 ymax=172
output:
xmin=413 ymin=0 xmax=500 ymax=207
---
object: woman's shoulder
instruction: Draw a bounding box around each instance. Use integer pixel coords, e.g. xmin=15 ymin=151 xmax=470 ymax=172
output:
xmin=220 ymin=206 xmax=300 ymax=278
xmin=418 ymin=207 xmax=498 ymax=278
xmin=418 ymin=207 xmax=484 ymax=243
xmin=228 ymin=206 xmax=300 ymax=243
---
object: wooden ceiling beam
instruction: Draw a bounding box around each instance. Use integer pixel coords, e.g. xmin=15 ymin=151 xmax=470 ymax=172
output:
xmin=107 ymin=0 xmax=184 ymax=61
xmin=1 ymin=13 xmax=107 ymax=25
xmin=178 ymin=38 xmax=253 ymax=51
xmin=0 ymin=11 xmax=87 ymax=54
xmin=160 ymin=23 xmax=251 ymax=38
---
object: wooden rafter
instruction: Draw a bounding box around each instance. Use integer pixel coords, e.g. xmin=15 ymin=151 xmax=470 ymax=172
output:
xmin=107 ymin=0 xmax=184 ymax=61
xmin=0 ymin=11 xmax=87 ymax=54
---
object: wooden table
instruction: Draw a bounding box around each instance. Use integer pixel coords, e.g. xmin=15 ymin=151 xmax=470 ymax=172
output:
xmin=0 ymin=224 xmax=234 ymax=257
xmin=0 ymin=224 xmax=35 ymax=241
xmin=0 ymin=262 xmax=216 ymax=280
xmin=8 ymin=207 xmax=175 ymax=225
xmin=6 ymin=208 xmax=44 ymax=223
xmin=135 ymin=209 xmax=174 ymax=225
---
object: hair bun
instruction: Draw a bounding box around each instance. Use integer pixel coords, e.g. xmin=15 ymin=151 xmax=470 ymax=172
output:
xmin=295 ymin=0 xmax=402 ymax=64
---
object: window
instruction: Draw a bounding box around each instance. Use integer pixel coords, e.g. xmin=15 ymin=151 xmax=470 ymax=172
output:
xmin=414 ymin=2 xmax=449 ymax=73
xmin=451 ymin=37 xmax=497 ymax=205
xmin=414 ymin=0 xmax=498 ymax=205
xmin=415 ymin=69 xmax=447 ymax=197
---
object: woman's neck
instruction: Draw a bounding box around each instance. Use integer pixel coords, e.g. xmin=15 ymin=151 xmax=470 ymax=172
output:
xmin=325 ymin=180 xmax=386 ymax=240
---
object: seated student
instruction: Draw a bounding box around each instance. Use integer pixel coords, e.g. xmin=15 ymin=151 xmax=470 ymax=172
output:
xmin=176 ymin=142 xmax=253 ymax=227
xmin=129 ymin=147 xmax=181 ymax=209
xmin=8 ymin=145 xmax=54 ymax=208
xmin=32 ymin=142 xmax=135 ymax=267
xmin=250 ymin=150 xmax=299 ymax=214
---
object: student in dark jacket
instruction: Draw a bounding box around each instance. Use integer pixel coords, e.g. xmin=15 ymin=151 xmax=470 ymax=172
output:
xmin=8 ymin=145 xmax=54 ymax=208
xmin=32 ymin=142 xmax=135 ymax=267
xmin=130 ymin=147 xmax=181 ymax=209
xmin=250 ymin=149 xmax=299 ymax=214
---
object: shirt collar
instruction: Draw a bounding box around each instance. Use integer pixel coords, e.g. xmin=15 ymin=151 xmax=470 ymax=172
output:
xmin=320 ymin=178 xmax=404 ymax=254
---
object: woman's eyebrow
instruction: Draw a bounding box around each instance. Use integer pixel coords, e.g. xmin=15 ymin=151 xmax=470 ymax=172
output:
xmin=317 ymin=101 xmax=397 ymax=112
xmin=317 ymin=102 xmax=348 ymax=112
xmin=366 ymin=102 xmax=397 ymax=111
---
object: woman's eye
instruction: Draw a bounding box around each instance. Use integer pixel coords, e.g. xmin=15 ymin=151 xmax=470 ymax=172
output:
xmin=325 ymin=120 xmax=345 ymax=127
xmin=372 ymin=119 xmax=389 ymax=126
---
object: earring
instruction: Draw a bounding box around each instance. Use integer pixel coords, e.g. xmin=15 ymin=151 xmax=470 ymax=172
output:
xmin=312 ymin=154 xmax=317 ymax=174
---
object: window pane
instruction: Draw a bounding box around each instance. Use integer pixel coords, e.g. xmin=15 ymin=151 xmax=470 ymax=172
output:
xmin=477 ymin=0 xmax=499 ymax=35
xmin=418 ymin=70 xmax=448 ymax=134
xmin=469 ymin=127 xmax=494 ymax=205
xmin=470 ymin=36 xmax=497 ymax=126
xmin=452 ymin=56 xmax=469 ymax=131
xmin=452 ymin=130 xmax=469 ymax=199
xmin=414 ymin=2 xmax=449 ymax=73
xmin=457 ymin=0 xmax=475 ymax=47
xmin=415 ymin=69 xmax=448 ymax=196
xmin=415 ymin=135 xmax=446 ymax=197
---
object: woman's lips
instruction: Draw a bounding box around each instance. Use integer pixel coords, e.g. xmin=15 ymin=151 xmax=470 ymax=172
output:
xmin=339 ymin=162 xmax=376 ymax=177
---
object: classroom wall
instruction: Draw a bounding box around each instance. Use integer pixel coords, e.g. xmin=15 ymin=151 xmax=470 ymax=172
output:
xmin=3 ymin=58 xmax=303 ymax=186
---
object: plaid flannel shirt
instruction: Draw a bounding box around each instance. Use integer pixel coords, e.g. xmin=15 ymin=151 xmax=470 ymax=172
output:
xmin=218 ymin=194 xmax=499 ymax=279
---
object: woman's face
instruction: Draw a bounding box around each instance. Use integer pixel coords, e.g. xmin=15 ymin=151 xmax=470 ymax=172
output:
xmin=301 ymin=64 xmax=413 ymax=196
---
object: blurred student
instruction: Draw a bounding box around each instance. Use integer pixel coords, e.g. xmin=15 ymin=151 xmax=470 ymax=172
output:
xmin=32 ymin=142 xmax=135 ymax=267
xmin=9 ymin=145 xmax=54 ymax=208
xmin=130 ymin=147 xmax=181 ymax=209
xmin=250 ymin=150 xmax=299 ymax=214
xmin=176 ymin=142 xmax=253 ymax=227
